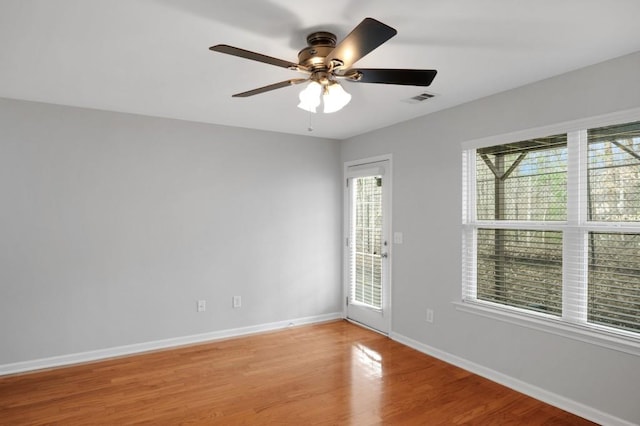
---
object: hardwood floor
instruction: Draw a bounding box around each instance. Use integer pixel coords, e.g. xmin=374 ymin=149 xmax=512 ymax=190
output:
xmin=0 ymin=320 xmax=594 ymax=425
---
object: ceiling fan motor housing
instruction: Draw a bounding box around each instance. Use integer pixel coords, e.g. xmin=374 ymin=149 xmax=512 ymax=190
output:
xmin=298 ymin=31 xmax=342 ymax=71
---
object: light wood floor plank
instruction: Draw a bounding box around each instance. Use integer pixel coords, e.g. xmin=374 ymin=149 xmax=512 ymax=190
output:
xmin=0 ymin=320 xmax=595 ymax=424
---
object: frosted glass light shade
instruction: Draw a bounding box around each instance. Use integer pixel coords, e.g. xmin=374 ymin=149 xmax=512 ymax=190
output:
xmin=297 ymin=81 xmax=322 ymax=113
xmin=323 ymin=82 xmax=351 ymax=113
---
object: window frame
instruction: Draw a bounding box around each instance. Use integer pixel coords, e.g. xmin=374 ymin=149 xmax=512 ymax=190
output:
xmin=460 ymin=108 xmax=640 ymax=356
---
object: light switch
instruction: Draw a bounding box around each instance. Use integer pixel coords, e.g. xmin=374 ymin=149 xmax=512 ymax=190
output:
xmin=233 ymin=296 xmax=241 ymax=308
xmin=393 ymin=232 xmax=403 ymax=244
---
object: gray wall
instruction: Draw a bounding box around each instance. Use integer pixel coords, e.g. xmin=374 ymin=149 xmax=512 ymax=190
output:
xmin=0 ymin=99 xmax=342 ymax=364
xmin=341 ymin=51 xmax=640 ymax=423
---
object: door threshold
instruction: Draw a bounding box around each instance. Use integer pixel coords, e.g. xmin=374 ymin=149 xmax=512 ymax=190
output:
xmin=346 ymin=318 xmax=389 ymax=336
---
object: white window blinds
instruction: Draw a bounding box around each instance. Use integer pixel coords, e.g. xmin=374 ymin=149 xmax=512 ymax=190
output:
xmin=586 ymin=121 xmax=640 ymax=333
xmin=476 ymin=229 xmax=563 ymax=315
xmin=476 ymin=135 xmax=567 ymax=221
xmin=463 ymin=119 xmax=640 ymax=340
xmin=588 ymin=121 xmax=640 ymax=222
xmin=350 ymin=175 xmax=383 ymax=309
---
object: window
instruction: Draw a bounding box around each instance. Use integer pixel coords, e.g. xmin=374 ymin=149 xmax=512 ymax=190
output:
xmin=463 ymin=118 xmax=640 ymax=344
xmin=587 ymin=121 xmax=640 ymax=334
xmin=351 ymin=175 xmax=383 ymax=308
xmin=476 ymin=228 xmax=563 ymax=316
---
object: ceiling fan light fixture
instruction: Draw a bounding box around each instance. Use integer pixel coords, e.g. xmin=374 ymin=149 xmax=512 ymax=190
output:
xmin=322 ymin=81 xmax=351 ymax=113
xmin=297 ymin=81 xmax=322 ymax=113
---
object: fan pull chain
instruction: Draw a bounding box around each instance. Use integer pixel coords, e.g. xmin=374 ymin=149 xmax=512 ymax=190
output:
xmin=307 ymin=111 xmax=314 ymax=132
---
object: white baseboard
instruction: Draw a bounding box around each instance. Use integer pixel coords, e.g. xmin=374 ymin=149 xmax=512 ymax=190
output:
xmin=0 ymin=312 xmax=342 ymax=376
xmin=389 ymin=331 xmax=635 ymax=426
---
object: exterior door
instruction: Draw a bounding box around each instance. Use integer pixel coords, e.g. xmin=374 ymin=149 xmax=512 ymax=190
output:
xmin=345 ymin=159 xmax=391 ymax=334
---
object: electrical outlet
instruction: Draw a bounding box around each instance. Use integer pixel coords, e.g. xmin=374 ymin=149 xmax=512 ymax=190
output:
xmin=197 ymin=300 xmax=206 ymax=312
xmin=426 ymin=308 xmax=434 ymax=323
xmin=232 ymin=296 xmax=241 ymax=308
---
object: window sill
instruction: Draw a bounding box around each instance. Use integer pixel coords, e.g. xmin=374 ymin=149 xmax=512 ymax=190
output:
xmin=453 ymin=300 xmax=640 ymax=357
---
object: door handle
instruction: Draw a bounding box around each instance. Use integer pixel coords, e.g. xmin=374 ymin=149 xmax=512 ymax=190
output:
xmin=380 ymin=252 xmax=388 ymax=258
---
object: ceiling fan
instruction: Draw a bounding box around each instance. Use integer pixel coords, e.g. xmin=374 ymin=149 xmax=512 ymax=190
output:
xmin=209 ymin=18 xmax=437 ymax=113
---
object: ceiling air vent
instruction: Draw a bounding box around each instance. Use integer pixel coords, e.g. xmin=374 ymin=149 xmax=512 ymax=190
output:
xmin=403 ymin=92 xmax=436 ymax=104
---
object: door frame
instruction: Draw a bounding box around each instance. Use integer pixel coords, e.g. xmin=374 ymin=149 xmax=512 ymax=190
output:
xmin=343 ymin=154 xmax=393 ymax=334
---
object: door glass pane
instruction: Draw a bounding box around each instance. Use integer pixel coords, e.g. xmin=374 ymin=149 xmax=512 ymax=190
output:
xmin=351 ymin=176 xmax=383 ymax=308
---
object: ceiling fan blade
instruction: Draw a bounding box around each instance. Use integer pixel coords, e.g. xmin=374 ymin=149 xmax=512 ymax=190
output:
xmin=325 ymin=18 xmax=397 ymax=69
xmin=345 ymin=69 xmax=437 ymax=86
xmin=232 ymin=78 xmax=308 ymax=97
xmin=210 ymin=44 xmax=306 ymax=71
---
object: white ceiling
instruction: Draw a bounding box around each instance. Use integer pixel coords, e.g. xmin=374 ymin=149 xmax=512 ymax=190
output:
xmin=1 ymin=0 xmax=639 ymax=140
